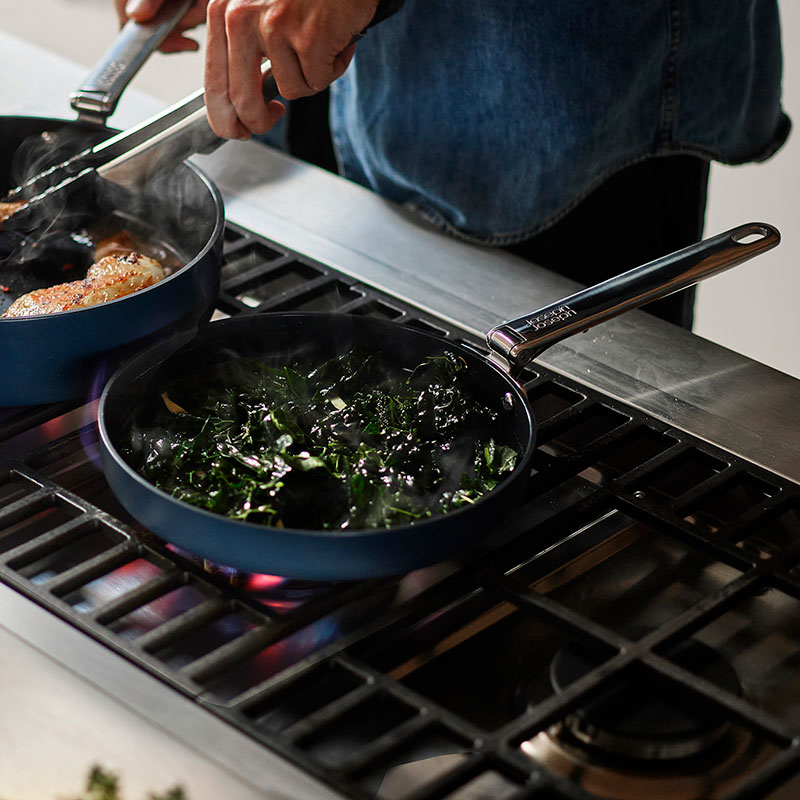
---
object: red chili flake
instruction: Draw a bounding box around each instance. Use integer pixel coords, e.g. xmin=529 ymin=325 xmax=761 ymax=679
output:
xmin=0 ymin=285 xmax=9 ymax=293
xmin=62 ymin=263 xmax=74 ymax=272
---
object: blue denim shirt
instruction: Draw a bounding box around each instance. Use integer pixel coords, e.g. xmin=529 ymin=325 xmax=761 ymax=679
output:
xmin=329 ymin=0 xmax=790 ymax=244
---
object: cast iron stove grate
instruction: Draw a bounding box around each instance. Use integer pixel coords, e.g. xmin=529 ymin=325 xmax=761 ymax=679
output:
xmin=1 ymin=222 xmax=800 ymax=800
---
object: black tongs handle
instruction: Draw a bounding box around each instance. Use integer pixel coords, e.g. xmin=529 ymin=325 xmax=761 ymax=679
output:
xmin=354 ymin=0 xmax=405 ymax=37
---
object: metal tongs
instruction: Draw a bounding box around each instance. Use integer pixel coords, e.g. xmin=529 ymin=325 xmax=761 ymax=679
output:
xmin=3 ymin=73 xmax=276 ymax=234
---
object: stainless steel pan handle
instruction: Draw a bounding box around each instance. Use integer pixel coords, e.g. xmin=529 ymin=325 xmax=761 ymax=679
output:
xmin=70 ymin=0 xmax=194 ymax=124
xmin=10 ymin=0 xmax=403 ymax=202
xmin=487 ymin=222 xmax=781 ymax=370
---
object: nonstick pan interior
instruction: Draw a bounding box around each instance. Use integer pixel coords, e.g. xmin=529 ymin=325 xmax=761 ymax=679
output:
xmin=98 ymin=313 xmax=537 ymax=580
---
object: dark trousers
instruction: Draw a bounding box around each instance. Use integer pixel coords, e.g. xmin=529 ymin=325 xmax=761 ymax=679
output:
xmin=503 ymin=155 xmax=710 ymax=330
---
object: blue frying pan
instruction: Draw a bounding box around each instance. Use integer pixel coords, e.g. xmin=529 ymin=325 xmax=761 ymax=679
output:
xmin=0 ymin=115 xmax=223 ymax=406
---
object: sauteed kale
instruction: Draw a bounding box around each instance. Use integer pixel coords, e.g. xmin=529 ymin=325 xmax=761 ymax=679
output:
xmin=123 ymin=350 xmax=518 ymax=530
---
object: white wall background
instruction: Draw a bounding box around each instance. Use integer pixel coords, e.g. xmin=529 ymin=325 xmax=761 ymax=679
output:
xmin=698 ymin=1 xmax=799 ymax=378
xmin=3 ymin=0 xmax=798 ymax=376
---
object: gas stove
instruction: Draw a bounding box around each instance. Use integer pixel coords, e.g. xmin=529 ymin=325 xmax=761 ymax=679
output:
xmin=2 ymin=28 xmax=800 ymax=800
xmin=2 ymin=218 xmax=800 ymax=800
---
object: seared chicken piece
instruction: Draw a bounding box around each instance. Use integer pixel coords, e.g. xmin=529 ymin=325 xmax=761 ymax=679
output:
xmin=0 ymin=201 xmax=23 ymax=225
xmin=94 ymin=230 xmax=141 ymax=260
xmin=1 ymin=252 xmax=165 ymax=318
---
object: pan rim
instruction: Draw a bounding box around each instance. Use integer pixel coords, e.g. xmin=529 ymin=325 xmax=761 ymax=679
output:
xmin=97 ymin=311 xmax=537 ymax=543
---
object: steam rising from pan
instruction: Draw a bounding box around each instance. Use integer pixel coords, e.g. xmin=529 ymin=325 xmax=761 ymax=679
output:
xmin=0 ymin=115 xmax=224 ymax=406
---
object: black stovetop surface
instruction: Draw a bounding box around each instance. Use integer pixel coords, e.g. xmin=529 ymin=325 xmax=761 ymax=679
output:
xmin=2 ymin=223 xmax=800 ymax=800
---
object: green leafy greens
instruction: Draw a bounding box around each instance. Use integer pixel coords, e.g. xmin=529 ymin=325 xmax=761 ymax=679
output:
xmin=123 ymin=350 xmax=519 ymax=530
xmin=62 ymin=764 xmax=186 ymax=800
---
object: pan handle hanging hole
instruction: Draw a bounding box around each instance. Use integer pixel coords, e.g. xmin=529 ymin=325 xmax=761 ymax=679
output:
xmin=731 ymin=225 xmax=769 ymax=245
xmin=502 ymin=392 xmax=515 ymax=411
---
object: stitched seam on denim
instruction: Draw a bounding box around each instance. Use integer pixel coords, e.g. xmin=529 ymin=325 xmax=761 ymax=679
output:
xmin=658 ymin=0 xmax=682 ymax=149
xmin=412 ymin=108 xmax=788 ymax=247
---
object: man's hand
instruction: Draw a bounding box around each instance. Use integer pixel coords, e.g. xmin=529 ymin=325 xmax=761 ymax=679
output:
xmin=113 ymin=0 xmax=379 ymax=141
xmin=205 ymin=0 xmax=379 ymax=139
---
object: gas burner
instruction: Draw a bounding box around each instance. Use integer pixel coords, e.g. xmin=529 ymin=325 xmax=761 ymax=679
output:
xmin=551 ymin=638 xmax=741 ymax=761
xmin=520 ymin=636 xmax=770 ymax=800
xmin=168 ymin=544 xmax=339 ymax=611
xmin=522 ymin=721 xmax=765 ymax=800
